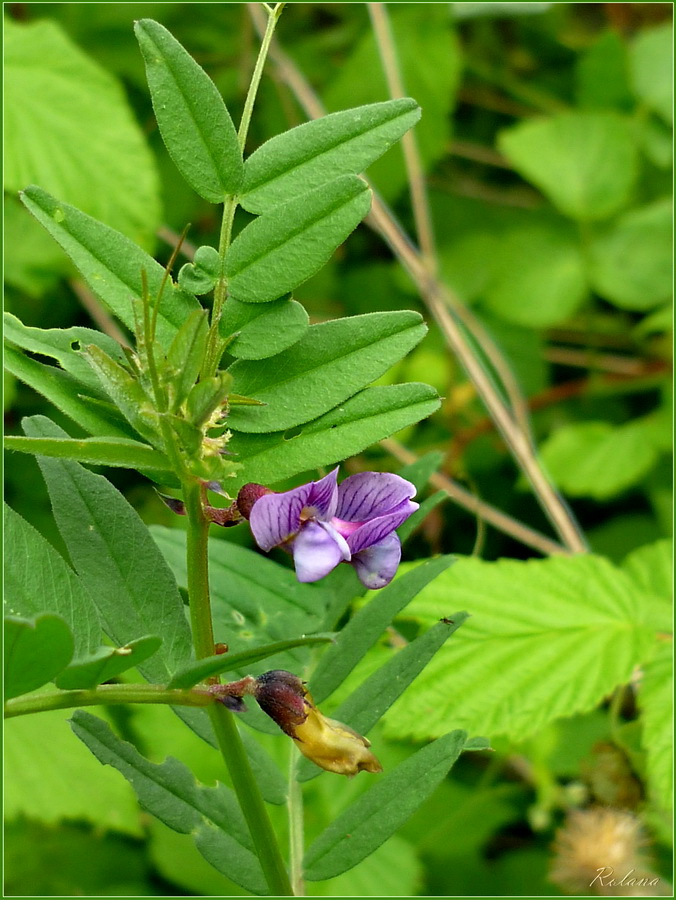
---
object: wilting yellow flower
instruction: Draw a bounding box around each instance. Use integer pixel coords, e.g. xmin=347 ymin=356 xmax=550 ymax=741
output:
xmin=252 ymin=670 xmax=382 ymax=777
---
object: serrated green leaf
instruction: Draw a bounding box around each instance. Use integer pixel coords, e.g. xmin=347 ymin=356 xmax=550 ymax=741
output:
xmin=397 ymin=491 xmax=447 ymax=544
xmin=135 ymin=19 xmax=242 ymax=201
xmin=4 ymin=344 xmax=132 ymax=439
xmin=168 ymin=634 xmax=335 ymax=689
xmin=4 ymin=18 xmax=160 ymax=250
xmin=226 ymin=312 xmax=427 ymax=433
xmin=622 ymin=539 xmax=673 ymax=621
xmin=538 ymin=420 xmax=660 ymax=500
xmin=310 ymin=556 xmax=456 ymax=704
xmin=498 ymin=112 xmax=638 ymax=220
xmin=589 ymin=198 xmax=672 ymax=311
xmin=241 ymin=98 xmax=421 ymax=214
xmin=299 ymin=614 xmax=467 ymax=781
xmin=629 ymin=23 xmax=673 ymax=126
xmin=5 ymin=503 xmax=100 ymax=658
xmin=221 ymin=296 xmax=309 ymax=360
xmin=166 ymin=309 xmax=209 ymax=410
xmin=55 ymin=635 xmax=163 ymax=690
xmin=20 ymin=186 xmax=199 ymax=347
xmin=637 ymin=641 xmax=673 ymax=810
xmin=303 ymin=730 xmax=474 ymax=881
xmin=24 ymin=416 xmax=193 ymax=684
xmin=229 ymin=382 xmax=441 ymax=489
xmin=4 ymin=614 xmax=74 ymax=699
xmin=3 ymin=313 xmax=127 ymax=395
xmin=70 ymin=710 xmax=266 ymax=894
xmin=225 ymin=175 xmax=371 ymax=304
xmin=381 ymin=555 xmax=658 ymax=742
xmin=5 ymin=435 xmax=172 ymax=472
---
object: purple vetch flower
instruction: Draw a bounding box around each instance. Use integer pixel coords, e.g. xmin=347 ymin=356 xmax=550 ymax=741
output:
xmin=243 ymin=468 xmax=418 ymax=589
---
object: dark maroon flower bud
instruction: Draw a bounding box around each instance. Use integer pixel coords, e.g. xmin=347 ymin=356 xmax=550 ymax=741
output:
xmin=236 ymin=483 xmax=273 ymax=520
xmin=253 ymin=670 xmax=309 ymax=738
xmin=157 ymin=493 xmax=186 ymax=516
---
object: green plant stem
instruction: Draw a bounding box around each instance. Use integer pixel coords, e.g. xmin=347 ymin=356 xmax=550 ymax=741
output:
xmin=209 ymin=703 xmax=294 ymax=896
xmin=288 ymin=748 xmax=305 ymax=896
xmin=4 ymin=684 xmax=212 ymax=719
xmin=204 ymin=2 xmax=285 ymax=378
xmin=183 ymin=480 xmax=216 ymax=660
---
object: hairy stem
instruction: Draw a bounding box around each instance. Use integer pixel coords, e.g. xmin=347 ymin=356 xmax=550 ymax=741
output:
xmin=4 ymin=684 xmax=212 ymax=719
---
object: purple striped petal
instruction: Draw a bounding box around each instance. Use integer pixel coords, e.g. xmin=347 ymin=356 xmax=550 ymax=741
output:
xmin=351 ymin=534 xmax=402 ymax=589
xmin=292 ymin=521 xmax=350 ymax=583
xmin=249 ymin=483 xmax=311 ymax=551
xmin=306 ymin=468 xmax=339 ymax=520
xmin=344 ymin=498 xmax=419 ymax=554
xmin=336 ymin=472 xmax=417 ymax=523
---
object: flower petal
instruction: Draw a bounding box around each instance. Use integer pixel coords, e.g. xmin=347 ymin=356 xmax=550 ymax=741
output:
xmin=306 ymin=468 xmax=339 ymax=520
xmin=249 ymin=482 xmax=311 ymax=551
xmin=336 ymin=472 xmax=417 ymax=522
xmin=350 ymin=533 xmax=402 ymax=589
xmin=344 ymin=498 xmax=418 ymax=554
xmin=292 ymin=521 xmax=348 ymax=582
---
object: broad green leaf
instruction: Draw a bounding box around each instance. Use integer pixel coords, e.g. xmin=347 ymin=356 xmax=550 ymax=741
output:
xmin=629 ymin=23 xmax=673 ymax=126
xmin=5 ymin=503 xmax=100 ymax=657
xmin=221 ymin=296 xmax=309 ymax=360
xmin=498 ymin=112 xmax=638 ymax=220
xmin=71 ymin=711 xmax=266 ymax=894
xmin=4 ymin=344 xmax=131 ymax=439
xmin=589 ymin=199 xmax=672 ymax=311
xmin=5 ymin=435 xmax=172 ymax=472
xmin=484 ymin=223 xmax=588 ymax=328
xmin=381 ymin=555 xmax=659 ymax=742
xmin=135 ymin=19 xmax=242 ymax=201
xmin=168 ymin=635 xmax=335 ymax=689
xmin=310 ymin=556 xmax=456 ymax=704
xmin=241 ymin=99 xmax=421 ymax=214
xmin=226 ymin=312 xmax=427 ymax=433
xmin=539 ymin=420 xmax=660 ymax=500
xmin=55 ymin=635 xmax=163 ymax=690
xmin=637 ymin=641 xmax=673 ymax=810
xmin=304 ymin=730 xmax=485 ymax=880
xmin=4 ymin=18 xmax=160 ymax=249
xmin=24 ymin=416 xmax=193 ymax=684
xmin=397 ymin=491 xmax=447 ymax=544
xmin=308 ymin=835 xmax=423 ymax=898
xmin=575 ymin=30 xmax=633 ymax=111
xmin=5 ymin=707 xmax=142 ymax=834
xmin=20 ymin=186 xmax=199 ymax=348
xmin=4 ymin=614 xmax=74 ymax=699
xmin=323 ymin=5 xmax=460 ymax=203
xmin=225 ymin=175 xmax=371 ymax=304
xmin=299 ymin=614 xmax=467 ymax=781
xmin=3 ymin=313 xmax=127 ymax=394
xmin=622 ymin=539 xmax=673 ymax=628
xmin=228 ymin=383 xmax=441 ymax=488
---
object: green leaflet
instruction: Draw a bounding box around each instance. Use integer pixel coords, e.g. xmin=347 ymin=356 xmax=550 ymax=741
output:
xmin=225 ymin=175 xmax=371 ymax=304
xmin=4 ymin=504 xmax=101 ymax=658
xmin=70 ymin=711 xmax=267 ymax=895
xmin=228 ymin=383 xmax=441 ymax=489
xmin=303 ymin=730 xmax=488 ymax=881
xmin=24 ymin=416 xmax=193 ymax=684
xmin=55 ymin=636 xmax=163 ymax=690
xmin=220 ymin=296 xmax=309 ymax=360
xmin=298 ymin=614 xmax=467 ymax=782
xmin=309 ymin=556 xmax=456 ymax=704
xmin=498 ymin=112 xmax=638 ymax=221
xmin=3 ymin=312 xmax=127 ymax=394
xmin=381 ymin=554 xmax=660 ymax=743
xmin=240 ymin=98 xmax=421 ymax=214
xmin=637 ymin=641 xmax=673 ymax=810
xmin=4 ymin=344 xmax=132 ymax=439
xmin=168 ymin=635 xmax=335 ymax=689
xmin=135 ymin=19 xmax=242 ymax=202
xmin=226 ymin=312 xmax=427 ymax=433
xmin=629 ymin=23 xmax=673 ymax=126
xmin=20 ymin=186 xmax=199 ymax=347
xmin=4 ymin=614 xmax=74 ymax=700
xmin=5 ymin=435 xmax=172 ymax=472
